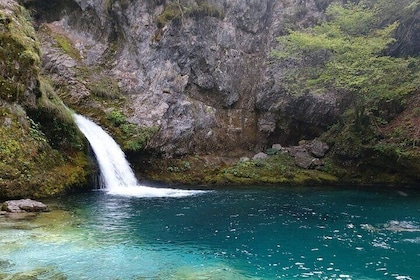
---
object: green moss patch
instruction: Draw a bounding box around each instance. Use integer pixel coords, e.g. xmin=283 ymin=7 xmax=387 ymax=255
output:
xmin=0 ymin=104 xmax=91 ymax=199
xmin=156 ymin=1 xmax=224 ymax=28
xmin=139 ymin=154 xmax=338 ymax=186
xmin=105 ymin=109 xmax=159 ymax=152
xmin=0 ymin=3 xmax=40 ymax=104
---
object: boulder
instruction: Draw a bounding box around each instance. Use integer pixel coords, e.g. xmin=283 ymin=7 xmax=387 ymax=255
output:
xmin=1 ymin=199 xmax=48 ymax=213
xmin=253 ymin=152 xmax=268 ymax=160
xmin=286 ymin=139 xmax=329 ymax=159
xmin=294 ymin=151 xmax=324 ymax=169
xmin=286 ymin=145 xmax=307 ymax=157
xmin=309 ymin=139 xmax=329 ymax=158
xmin=272 ymin=144 xmax=283 ymax=150
xmin=294 ymin=151 xmax=314 ymax=169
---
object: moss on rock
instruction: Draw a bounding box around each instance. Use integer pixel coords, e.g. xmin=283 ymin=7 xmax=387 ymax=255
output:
xmin=137 ymin=153 xmax=338 ymax=187
xmin=0 ymin=104 xmax=91 ymax=199
xmin=0 ymin=1 xmax=40 ymax=107
xmin=0 ymin=1 xmax=92 ymax=199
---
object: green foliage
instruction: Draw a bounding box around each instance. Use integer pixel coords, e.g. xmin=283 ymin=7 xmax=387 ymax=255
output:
xmin=28 ymin=117 xmax=47 ymax=143
xmin=27 ymin=77 xmax=85 ymax=150
xmin=123 ymin=126 xmax=159 ymax=151
xmin=187 ymin=3 xmax=225 ymax=20
xmin=167 ymin=161 xmax=191 ymax=173
xmin=274 ymin=1 xmax=420 ymax=127
xmin=265 ymin=148 xmax=279 ymax=155
xmin=0 ymin=2 xmax=90 ymax=199
xmin=106 ymin=109 xmax=158 ymax=151
xmin=107 ymin=109 xmax=127 ymax=126
xmin=38 ymin=23 xmax=81 ymax=61
xmin=314 ymin=0 xmax=334 ymax=11
xmin=215 ymin=154 xmax=337 ymax=185
xmin=38 ymin=77 xmax=73 ymax=123
xmin=0 ymin=104 xmax=90 ymax=199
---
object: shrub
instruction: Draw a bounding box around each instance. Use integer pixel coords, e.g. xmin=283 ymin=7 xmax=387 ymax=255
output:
xmin=107 ymin=109 xmax=126 ymax=126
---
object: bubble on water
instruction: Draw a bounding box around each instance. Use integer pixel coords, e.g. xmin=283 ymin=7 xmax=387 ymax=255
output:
xmin=403 ymin=237 xmax=420 ymax=244
xmin=394 ymin=275 xmax=413 ymax=280
xmin=372 ymin=241 xmax=391 ymax=250
xmin=382 ymin=221 xmax=420 ymax=232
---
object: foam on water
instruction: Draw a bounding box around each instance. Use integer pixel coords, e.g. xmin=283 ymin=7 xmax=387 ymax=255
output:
xmin=107 ymin=185 xmax=207 ymax=198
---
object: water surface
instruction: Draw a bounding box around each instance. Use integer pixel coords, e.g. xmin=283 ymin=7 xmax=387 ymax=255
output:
xmin=1 ymin=186 xmax=419 ymax=279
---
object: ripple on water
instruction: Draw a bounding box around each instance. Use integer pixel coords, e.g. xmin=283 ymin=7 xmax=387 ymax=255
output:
xmin=1 ymin=189 xmax=419 ymax=280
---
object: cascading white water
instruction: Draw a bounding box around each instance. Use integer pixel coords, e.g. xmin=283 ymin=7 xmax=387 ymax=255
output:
xmin=73 ymin=114 xmax=206 ymax=197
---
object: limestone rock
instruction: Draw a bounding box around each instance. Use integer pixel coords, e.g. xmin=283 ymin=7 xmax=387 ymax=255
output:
xmin=1 ymin=199 xmax=48 ymax=213
xmin=32 ymin=0 xmax=341 ymax=157
xmin=294 ymin=151 xmax=314 ymax=169
xmin=272 ymin=144 xmax=283 ymax=150
xmin=286 ymin=145 xmax=307 ymax=157
xmin=253 ymin=152 xmax=268 ymax=160
xmin=293 ymin=151 xmax=324 ymax=169
xmin=284 ymin=139 xmax=328 ymax=169
xmin=239 ymin=157 xmax=250 ymax=163
xmin=309 ymin=139 xmax=330 ymax=158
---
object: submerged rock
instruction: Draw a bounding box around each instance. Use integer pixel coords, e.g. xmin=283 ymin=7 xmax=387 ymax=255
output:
xmin=4 ymin=267 xmax=67 ymax=280
xmin=0 ymin=259 xmax=14 ymax=270
xmin=1 ymin=199 xmax=49 ymax=213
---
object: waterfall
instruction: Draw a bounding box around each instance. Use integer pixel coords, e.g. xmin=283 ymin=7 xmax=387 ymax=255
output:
xmin=73 ymin=114 xmax=206 ymax=197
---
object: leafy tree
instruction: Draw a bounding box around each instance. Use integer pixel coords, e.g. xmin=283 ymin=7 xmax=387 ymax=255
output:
xmin=274 ymin=0 xmax=420 ymax=127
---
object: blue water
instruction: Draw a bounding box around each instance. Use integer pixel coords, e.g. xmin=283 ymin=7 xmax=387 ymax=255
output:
xmin=1 ymin=186 xmax=419 ymax=279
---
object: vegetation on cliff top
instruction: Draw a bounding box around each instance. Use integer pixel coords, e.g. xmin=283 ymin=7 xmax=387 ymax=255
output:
xmin=274 ymin=0 xmax=420 ymax=185
xmin=275 ymin=1 xmax=419 ymax=121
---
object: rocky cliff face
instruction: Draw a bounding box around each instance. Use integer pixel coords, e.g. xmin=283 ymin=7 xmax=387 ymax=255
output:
xmin=27 ymin=0 xmax=345 ymax=157
xmin=1 ymin=0 xmax=416 ymax=190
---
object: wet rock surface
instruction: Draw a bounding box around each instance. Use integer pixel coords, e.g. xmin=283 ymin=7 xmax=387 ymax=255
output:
xmin=1 ymin=199 xmax=49 ymax=213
